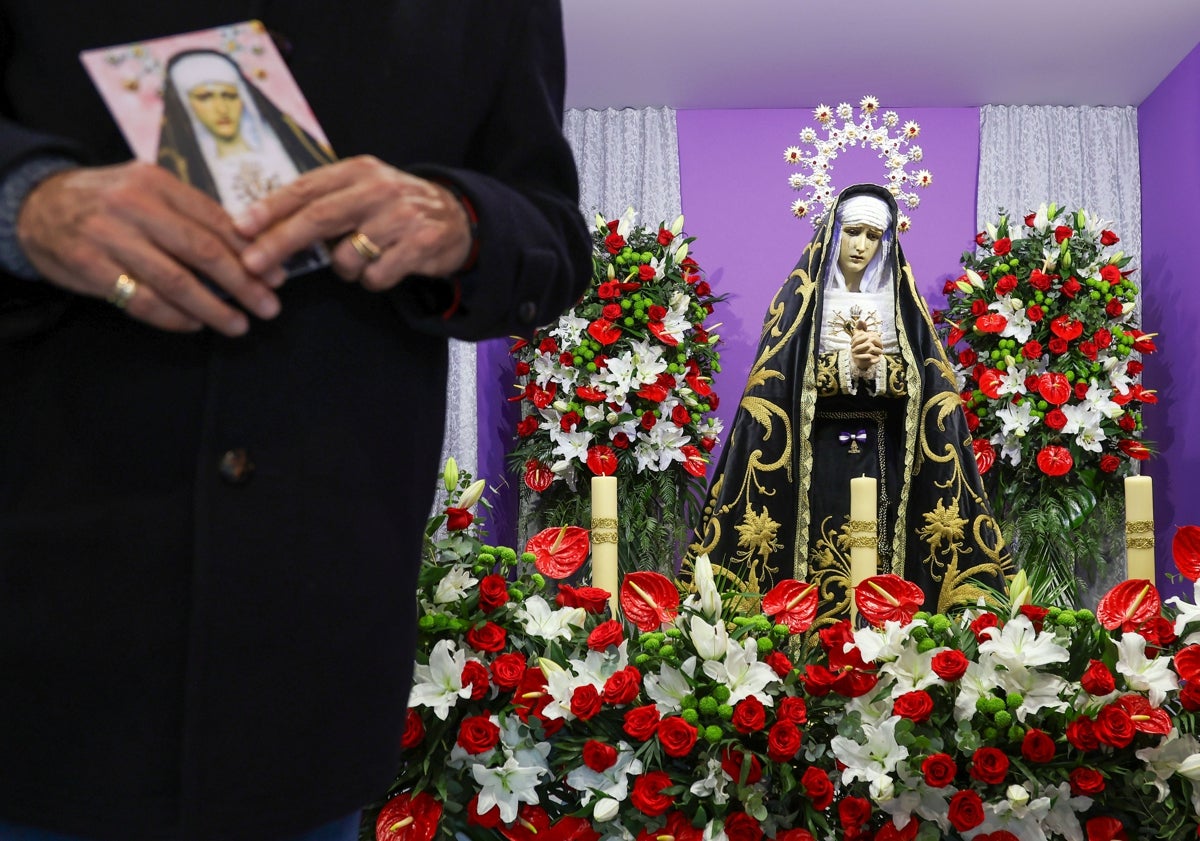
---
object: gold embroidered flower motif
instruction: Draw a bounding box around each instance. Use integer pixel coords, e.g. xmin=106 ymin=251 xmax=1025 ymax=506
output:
xmin=919 ymin=498 xmax=967 ymax=553
xmin=735 ymin=505 xmax=782 ymax=561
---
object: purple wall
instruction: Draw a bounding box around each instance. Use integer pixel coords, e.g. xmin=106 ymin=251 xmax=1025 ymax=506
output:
xmin=675 ymin=108 xmax=981 ymax=472
xmin=1139 ymin=42 xmax=1200 ymax=597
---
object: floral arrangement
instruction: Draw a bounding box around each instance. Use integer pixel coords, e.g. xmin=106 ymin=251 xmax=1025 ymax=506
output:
xmin=936 ymin=205 xmax=1157 ymax=602
xmin=506 ymin=210 xmax=724 ymax=574
xmin=367 ymin=462 xmax=1200 ymax=841
xmin=783 ymin=95 xmax=931 ymax=230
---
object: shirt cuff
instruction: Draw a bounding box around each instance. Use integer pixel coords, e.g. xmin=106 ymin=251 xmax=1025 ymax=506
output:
xmin=0 ymin=156 xmax=79 ymax=279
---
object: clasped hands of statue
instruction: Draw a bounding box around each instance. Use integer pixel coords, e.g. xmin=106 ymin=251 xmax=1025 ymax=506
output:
xmin=849 ymin=318 xmax=884 ymax=376
xmin=14 ymin=156 xmax=472 ymax=336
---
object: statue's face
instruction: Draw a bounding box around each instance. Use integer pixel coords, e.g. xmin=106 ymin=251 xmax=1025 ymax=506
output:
xmin=187 ymin=83 xmax=243 ymax=141
xmin=837 ymin=224 xmax=883 ymax=283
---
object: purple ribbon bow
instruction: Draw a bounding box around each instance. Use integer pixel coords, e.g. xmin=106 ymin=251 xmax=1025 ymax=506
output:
xmin=839 ymin=429 xmax=868 ymax=445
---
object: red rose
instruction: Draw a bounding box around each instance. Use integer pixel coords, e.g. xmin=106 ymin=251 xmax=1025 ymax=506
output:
xmin=775 ymin=831 xmax=815 ymax=841
xmin=1095 ymin=704 xmax=1135 ymax=748
xmin=1079 ymin=340 xmax=1098 ymax=361
xmin=587 ymin=619 xmax=624 ymax=652
xmin=1100 ymin=264 xmax=1122 ymax=285
xmin=1085 ymin=817 xmax=1128 ymax=841
xmin=970 ymin=299 xmax=988 ymax=317
xmin=944 ymin=278 xmax=961 ymax=295
xmin=1081 ymin=659 xmax=1116 ymax=696
xmin=921 ymin=753 xmax=957 ymax=788
xmin=623 ymin=704 xmax=661 ymax=741
xmin=958 ymin=348 xmax=978 ymax=367
xmin=1075 ymin=381 xmax=1090 ymax=400
xmin=400 ymin=708 xmax=425 ymax=749
xmin=656 ymin=228 xmax=674 ymax=246
xmin=604 ymin=232 xmax=625 ymax=254
xmin=975 ymin=232 xmax=988 ymax=246
xmin=1105 ymin=297 xmax=1125 ymax=317
xmin=479 ymin=574 xmax=510 ymax=612
xmin=445 ymin=506 xmax=473 ymax=531
xmin=1028 ymin=269 xmax=1052 ymax=291
xmin=694 ymin=281 xmax=712 ymax=297
xmin=778 ymin=695 xmax=808 ymax=724
xmin=657 ymin=716 xmax=698 ymax=758
xmin=995 ymin=274 xmax=1018 ymax=295
xmin=466 ymin=622 xmax=507 ymax=653
xmin=630 ymin=771 xmax=675 ymax=816
xmin=583 ymin=739 xmax=617 ymax=772
xmin=964 ymin=411 xmax=980 ymax=432
xmin=1025 ymin=305 xmax=1044 ymax=323
xmin=1067 ymin=716 xmax=1100 ymax=751
xmin=640 ymin=411 xmax=657 ymax=431
xmin=556 ymin=584 xmax=610 ymax=613
xmin=457 ymin=714 xmax=500 ymax=754
xmin=1099 ymin=454 xmax=1121 ymax=473
xmin=559 ymin=411 xmax=581 ymax=433
xmin=1021 ymin=728 xmax=1056 ymax=763
xmin=1070 ymin=766 xmax=1106 ymax=796
xmin=765 ymin=650 xmax=793 ymax=677
xmin=766 ymin=720 xmax=802 ymax=762
xmin=1024 ymin=213 xmax=1037 ymax=227
xmin=1022 ymin=340 xmax=1043 ymax=360
xmin=639 ymin=265 xmax=657 ymax=282
xmin=1118 ymin=413 xmax=1136 ymax=432
xmin=1048 ymin=337 xmax=1068 ymax=355
xmin=993 ymin=237 xmax=1012 ymax=256
xmin=516 ymin=416 xmax=538 ymax=437
xmin=1036 ymin=444 xmax=1074 ymax=477
xmin=1061 ymin=277 xmax=1082 ymax=298
xmin=724 ymin=813 xmax=763 ymax=841
xmin=1044 ymin=408 xmax=1067 ymax=431
xmin=732 ymin=696 xmax=767 ymax=734
xmin=1126 ymin=359 xmax=1143 ymax=376
xmin=721 ymin=748 xmax=763 ymax=785
xmin=1019 ymin=604 xmax=1049 ymax=632
xmin=932 ymin=649 xmax=969 ymax=681
xmin=892 ymin=690 xmax=934 ymax=723
xmin=489 ymin=652 xmax=527 ymax=690
xmin=970 ymin=746 xmax=1010 ymax=785
xmin=670 ymin=404 xmax=692 ymax=427
xmin=461 ymin=660 xmax=489 ymax=700
xmin=571 ymin=684 xmax=602 ymax=721
xmin=837 ymin=796 xmax=871 ymax=831
xmin=947 ymin=790 xmax=985 ymax=832
xmin=559 ymin=351 xmax=575 ymax=367
xmin=602 ymin=666 xmax=642 ymax=706
xmin=800 ymin=766 xmax=834 ymax=810
xmin=1180 ymin=680 xmax=1200 ymax=712
xmin=1054 ymin=225 xmax=1074 ymax=244
xmin=969 ymin=612 xmax=1000 ymax=642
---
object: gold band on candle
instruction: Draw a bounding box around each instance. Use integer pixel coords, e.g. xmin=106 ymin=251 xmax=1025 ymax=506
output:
xmin=592 ymin=517 xmax=618 ymax=529
xmin=1126 ymin=537 xmax=1155 ymax=550
xmin=847 ymin=536 xmax=879 ymax=548
xmin=591 ymin=531 xmax=618 ymax=545
xmin=1125 ymin=520 xmax=1154 ymax=534
xmin=848 ymin=520 xmax=876 ymax=532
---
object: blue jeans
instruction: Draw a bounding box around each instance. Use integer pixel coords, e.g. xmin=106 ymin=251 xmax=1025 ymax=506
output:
xmin=0 ymin=812 xmax=362 ymax=841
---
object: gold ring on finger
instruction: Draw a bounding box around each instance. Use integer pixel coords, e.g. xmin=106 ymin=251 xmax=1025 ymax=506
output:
xmin=107 ymin=273 xmax=138 ymax=309
xmin=348 ymin=231 xmax=383 ymax=262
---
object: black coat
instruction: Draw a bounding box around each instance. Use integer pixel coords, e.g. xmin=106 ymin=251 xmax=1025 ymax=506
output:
xmin=0 ymin=3 xmax=590 ymax=839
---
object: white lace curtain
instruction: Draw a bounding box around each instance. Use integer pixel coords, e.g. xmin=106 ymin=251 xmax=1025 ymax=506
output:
xmin=976 ymin=105 xmax=1141 ymax=266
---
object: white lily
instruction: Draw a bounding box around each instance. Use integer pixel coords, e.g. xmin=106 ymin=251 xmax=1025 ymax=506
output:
xmin=472 ymin=755 xmax=548 ymax=824
xmin=1114 ymin=632 xmax=1179 ymax=707
xmin=1167 ymin=581 xmax=1200 ymax=640
xmin=518 ymin=595 xmax=586 ymax=643
xmin=996 ymin=400 xmax=1037 ymax=438
xmin=1041 ymin=781 xmax=1091 ymax=841
xmin=977 ymin=615 xmax=1070 ymax=672
xmin=565 ymin=740 xmax=644 ymax=811
xmin=703 ymin=638 xmax=776 ymax=706
xmin=831 ymin=716 xmax=909 ymax=792
xmin=408 ymin=639 xmax=470 ymax=720
xmin=644 ymin=663 xmax=693 ymax=714
xmin=433 ymin=566 xmax=478 ymax=605
xmin=690 ymin=553 xmax=724 ymax=622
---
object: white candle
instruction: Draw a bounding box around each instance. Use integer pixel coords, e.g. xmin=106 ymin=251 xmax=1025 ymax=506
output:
xmin=1125 ymin=475 xmax=1155 ymax=582
xmin=590 ymin=476 xmax=620 ymax=615
xmin=849 ymin=476 xmax=878 ymax=587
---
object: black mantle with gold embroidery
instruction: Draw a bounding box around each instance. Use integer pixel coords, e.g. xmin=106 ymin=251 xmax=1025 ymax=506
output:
xmin=687 ymin=185 xmax=1010 ymax=627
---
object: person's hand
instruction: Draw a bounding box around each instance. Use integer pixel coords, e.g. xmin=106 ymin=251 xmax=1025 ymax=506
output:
xmin=234 ymin=155 xmax=472 ymax=291
xmin=850 ymin=319 xmax=883 ymax=372
xmin=16 ymin=161 xmax=283 ymax=336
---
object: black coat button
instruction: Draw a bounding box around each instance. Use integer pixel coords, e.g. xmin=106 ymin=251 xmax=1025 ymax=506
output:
xmin=217 ymin=448 xmax=254 ymax=485
xmin=517 ymin=301 xmax=537 ymax=324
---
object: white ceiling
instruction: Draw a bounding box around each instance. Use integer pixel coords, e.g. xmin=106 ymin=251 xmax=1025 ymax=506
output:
xmin=562 ymin=0 xmax=1200 ymax=110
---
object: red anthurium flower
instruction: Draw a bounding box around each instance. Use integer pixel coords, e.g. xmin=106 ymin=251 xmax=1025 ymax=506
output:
xmin=1173 ymin=525 xmax=1200 ymax=581
xmin=587 ymin=318 xmax=623 ymax=345
xmin=548 ymin=816 xmax=600 ymax=841
xmin=376 ymin=791 xmax=443 ymax=841
xmin=636 ymin=383 xmax=670 ymax=403
xmin=1117 ymin=439 xmax=1151 ymax=460
xmin=1096 ymin=579 xmax=1162 ymax=631
xmin=648 ymin=321 xmax=680 ymax=347
xmin=587 ymin=445 xmax=618 ymax=477
xmin=680 ymin=444 xmax=708 ymax=477
xmin=854 ymin=574 xmax=925 ymax=626
xmin=527 ymin=525 xmax=591 ymax=579
xmin=1113 ymin=694 xmax=1172 ymax=736
xmin=575 ymin=385 xmax=607 ymax=403
xmin=762 ymin=579 xmax=818 ymax=633
xmin=620 ymin=572 xmax=681 ymax=632
xmin=973 ymin=438 xmax=996 ymax=475
xmin=1036 ymin=445 xmax=1073 ymax=477
xmin=500 ymin=805 xmax=553 ymax=841
xmin=1175 ymin=644 xmax=1200 ymax=681
xmin=523 ymin=459 xmax=554 ymax=493
xmin=978 ymin=368 xmax=1004 ymax=399
xmin=945 ymin=325 xmax=965 ymax=347
xmin=1037 ymin=372 xmax=1072 ymax=406
xmin=975 ymin=313 xmax=1008 ymax=333
xmin=1049 ymin=314 xmax=1085 ymax=341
